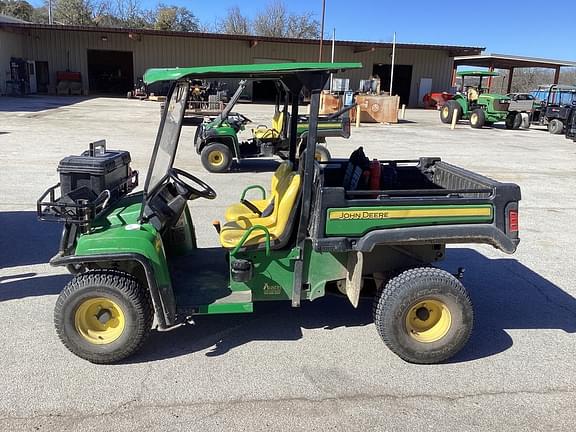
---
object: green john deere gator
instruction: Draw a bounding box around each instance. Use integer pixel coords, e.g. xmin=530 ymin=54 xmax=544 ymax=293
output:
xmin=194 ymin=79 xmax=352 ymax=173
xmin=441 ymin=70 xmax=531 ymax=129
xmin=37 ymin=63 xmax=521 ymax=365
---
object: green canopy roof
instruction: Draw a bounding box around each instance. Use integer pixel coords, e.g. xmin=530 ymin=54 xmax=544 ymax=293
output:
xmin=456 ymin=70 xmax=500 ymax=77
xmin=143 ymin=62 xmax=363 ymax=84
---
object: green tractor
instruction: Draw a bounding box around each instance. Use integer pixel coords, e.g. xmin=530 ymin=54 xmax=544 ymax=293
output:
xmin=441 ymin=70 xmax=530 ymax=129
xmin=37 ymin=63 xmax=521 ymax=365
xmin=194 ymin=79 xmax=352 ymax=173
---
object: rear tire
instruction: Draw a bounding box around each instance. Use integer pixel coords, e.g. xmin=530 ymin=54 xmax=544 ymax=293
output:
xmin=54 ymin=269 xmax=153 ymax=364
xmin=201 ymin=143 xmax=233 ymax=173
xmin=548 ymin=119 xmax=564 ymax=135
xmin=373 ymin=267 xmax=473 ymax=364
xmin=505 ymin=113 xmax=522 ymax=130
xmin=440 ymin=100 xmax=460 ymax=124
xmin=314 ymin=144 xmax=331 ymax=162
xmin=470 ymin=109 xmax=485 ymax=129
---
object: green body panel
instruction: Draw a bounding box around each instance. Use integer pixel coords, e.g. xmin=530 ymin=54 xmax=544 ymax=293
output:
xmin=74 ymin=194 xmax=172 ymax=293
xmin=303 ymin=245 xmax=348 ymax=300
xmin=144 ymin=62 xmax=363 ymax=84
xmin=195 ymin=302 xmax=253 ymax=315
xmin=230 ymin=241 xmax=348 ymax=303
xmin=457 ymin=70 xmax=500 ymax=77
xmin=325 ymin=205 xmax=494 ymax=236
xmin=454 ymin=93 xmax=510 ymax=121
xmin=230 ymin=248 xmax=299 ymax=301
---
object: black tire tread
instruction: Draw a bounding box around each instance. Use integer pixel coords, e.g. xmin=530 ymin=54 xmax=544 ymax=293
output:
xmin=54 ymin=269 xmax=153 ymax=364
xmin=373 ymin=267 xmax=473 ymax=364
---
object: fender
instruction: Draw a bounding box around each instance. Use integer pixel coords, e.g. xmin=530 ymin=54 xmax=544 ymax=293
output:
xmin=51 ymin=224 xmax=177 ymax=328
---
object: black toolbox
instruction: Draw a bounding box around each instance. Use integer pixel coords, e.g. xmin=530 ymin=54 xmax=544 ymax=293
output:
xmin=57 ymin=140 xmax=133 ymax=201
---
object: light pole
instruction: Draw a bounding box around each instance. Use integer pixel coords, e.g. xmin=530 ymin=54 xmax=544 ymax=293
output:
xmin=318 ymin=0 xmax=326 ymax=62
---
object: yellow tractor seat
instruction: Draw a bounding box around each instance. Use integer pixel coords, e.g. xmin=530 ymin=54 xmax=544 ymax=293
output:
xmin=252 ymin=110 xmax=285 ymax=141
xmin=224 ymin=161 xmax=293 ymax=222
xmin=220 ymin=173 xmax=301 ymax=250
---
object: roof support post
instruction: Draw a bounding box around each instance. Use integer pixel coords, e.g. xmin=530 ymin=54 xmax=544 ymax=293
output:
xmin=487 ymin=64 xmax=494 ymax=91
xmin=507 ymin=67 xmax=514 ymax=93
xmin=291 ymin=87 xmax=321 ymax=308
xmin=553 ymin=66 xmax=561 ymax=84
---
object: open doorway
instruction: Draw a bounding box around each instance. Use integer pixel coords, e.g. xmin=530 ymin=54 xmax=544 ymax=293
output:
xmin=87 ymin=49 xmax=134 ymax=95
xmin=35 ymin=61 xmax=49 ymax=93
xmin=372 ymin=64 xmax=413 ymax=106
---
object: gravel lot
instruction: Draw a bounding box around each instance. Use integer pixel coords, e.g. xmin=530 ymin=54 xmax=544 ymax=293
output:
xmin=1 ymin=95 xmax=575 ymax=431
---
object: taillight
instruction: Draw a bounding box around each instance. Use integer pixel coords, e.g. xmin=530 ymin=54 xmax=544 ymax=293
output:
xmin=508 ymin=209 xmax=519 ymax=232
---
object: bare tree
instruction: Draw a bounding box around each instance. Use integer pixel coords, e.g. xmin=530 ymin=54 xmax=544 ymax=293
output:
xmin=50 ymin=0 xmax=95 ymax=25
xmin=0 ymin=0 xmax=34 ymax=21
xmin=152 ymin=4 xmax=199 ymax=32
xmin=286 ymin=11 xmax=319 ymax=38
xmin=253 ymin=0 xmax=319 ymax=38
xmin=216 ymin=6 xmax=250 ymax=35
xmin=253 ymin=0 xmax=286 ymax=37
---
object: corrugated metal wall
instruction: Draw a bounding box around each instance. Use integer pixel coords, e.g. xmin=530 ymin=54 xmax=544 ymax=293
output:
xmin=0 ymin=29 xmax=24 ymax=94
xmin=3 ymin=28 xmax=455 ymax=106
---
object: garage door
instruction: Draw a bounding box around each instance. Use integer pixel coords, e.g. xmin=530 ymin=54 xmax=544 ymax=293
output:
xmin=87 ymin=50 xmax=134 ymax=95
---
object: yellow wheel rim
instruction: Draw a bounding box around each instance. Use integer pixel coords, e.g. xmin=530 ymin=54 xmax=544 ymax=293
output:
xmin=405 ymin=299 xmax=452 ymax=343
xmin=471 ymin=113 xmax=478 ymax=124
xmin=74 ymin=297 xmax=125 ymax=345
xmin=208 ymin=150 xmax=224 ymax=167
xmin=442 ymin=106 xmax=449 ymax=117
xmin=315 ymin=152 xmax=322 ymax=161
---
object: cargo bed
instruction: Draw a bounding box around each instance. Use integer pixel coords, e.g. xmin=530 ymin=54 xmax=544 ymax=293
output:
xmin=311 ymin=157 xmax=521 ymax=254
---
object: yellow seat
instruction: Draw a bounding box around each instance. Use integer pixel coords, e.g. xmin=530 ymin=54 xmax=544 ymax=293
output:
xmin=252 ymin=111 xmax=285 ymax=141
xmin=220 ymin=172 xmax=301 ymax=249
xmin=224 ymin=161 xmax=292 ymax=222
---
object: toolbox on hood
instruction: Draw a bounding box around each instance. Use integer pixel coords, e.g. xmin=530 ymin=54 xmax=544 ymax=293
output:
xmin=58 ymin=140 xmax=133 ymax=200
xmin=38 ymin=140 xmax=138 ymax=225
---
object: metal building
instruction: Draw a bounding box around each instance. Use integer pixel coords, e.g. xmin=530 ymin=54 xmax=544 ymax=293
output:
xmin=0 ymin=22 xmax=482 ymax=106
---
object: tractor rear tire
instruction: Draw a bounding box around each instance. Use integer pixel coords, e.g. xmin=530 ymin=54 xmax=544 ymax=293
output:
xmin=505 ymin=113 xmax=522 ymax=130
xmin=373 ymin=267 xmax=473 ymax=364
xmin=440 ymin=101 xmax=460 ymax=124
xmin=548 ymin=119 xmax=564 ymax=135
xmin=470 ymin=109 xmax=485 ymax=129
xmin=54 ymin=269 xmax=153 ymax=364
xmin=314 ymin=144 xmax=331 ymax=162
xmin=201 ymin=143 xmax=233 ymax=173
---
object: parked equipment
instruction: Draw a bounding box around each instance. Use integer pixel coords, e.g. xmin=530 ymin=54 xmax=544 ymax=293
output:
xmin=440 ymin=70 xmax=533 ymax=129
xmin=529 ymin=84 xmax=576 ymax=134
xmin=37 ymin=62 xmax=521 ymax=365
xmin=195 ymin=79 xmax=352 ymax=172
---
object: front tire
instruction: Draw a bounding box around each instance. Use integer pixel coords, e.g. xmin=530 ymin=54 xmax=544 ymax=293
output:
xmin=54 ymin=269 xmax=153 ymax=364
xmin=373 ymin=267 xmax=473 ymax=364
xmin=314 ymin=144 xmax=331 ymax=162
xmin=548 ymin=119 xmax=564 ymax=135
xmin=469 ymin=109 xmax=485 ymax=129
xmin=201 ymin=143 xmax=233 ymax=173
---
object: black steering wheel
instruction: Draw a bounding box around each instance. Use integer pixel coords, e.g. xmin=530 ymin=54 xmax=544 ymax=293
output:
xmin=169 ymin=168 xmax=217 ymax=200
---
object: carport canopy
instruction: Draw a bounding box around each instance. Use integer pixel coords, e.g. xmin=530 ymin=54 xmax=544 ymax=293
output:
xmin=453 ymin=53 xmax=576 ymax=93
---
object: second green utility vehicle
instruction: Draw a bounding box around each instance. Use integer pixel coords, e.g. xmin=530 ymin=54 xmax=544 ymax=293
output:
xmin=441 ymin=70 xmax=532 ymax=129
xmin=37 ymin=63 xmax=521 ymax=365
xmin=194 ymin=79 xmax=352 ymax=172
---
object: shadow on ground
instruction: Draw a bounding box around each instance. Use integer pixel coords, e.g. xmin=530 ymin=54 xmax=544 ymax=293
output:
xmin=0 ymin=96 xmax=91 ymax=113
xmin=0 ymin=211 xmax=61 ymax=268
xmin=128 ymin=248 xmax=576 ymax=364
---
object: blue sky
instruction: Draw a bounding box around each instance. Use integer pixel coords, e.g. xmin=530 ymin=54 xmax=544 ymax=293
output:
xmin=186 ymin=0 xmax=575 ymax=60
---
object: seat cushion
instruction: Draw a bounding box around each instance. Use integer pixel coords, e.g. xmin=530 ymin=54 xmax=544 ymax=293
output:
xmin=220 ymin=173 xmax=301 ymax=250
xmin=252 ymin=127 xmax=280 ymax=140
xmin=224 ymin=199 xmax=269 ymax=222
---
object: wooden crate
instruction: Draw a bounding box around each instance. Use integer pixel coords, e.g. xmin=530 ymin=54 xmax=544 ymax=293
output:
xmin=352 ymin=95 xmax=400 ymax=123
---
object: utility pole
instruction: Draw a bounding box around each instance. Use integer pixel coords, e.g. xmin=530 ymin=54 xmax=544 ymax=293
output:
xmin=318 ymin=0 xmax=326 ymax=62
xmin=389 ymin=32 xmax=396 ymax=95
xmin=48 ymin=0 xmax=53 ymax=24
